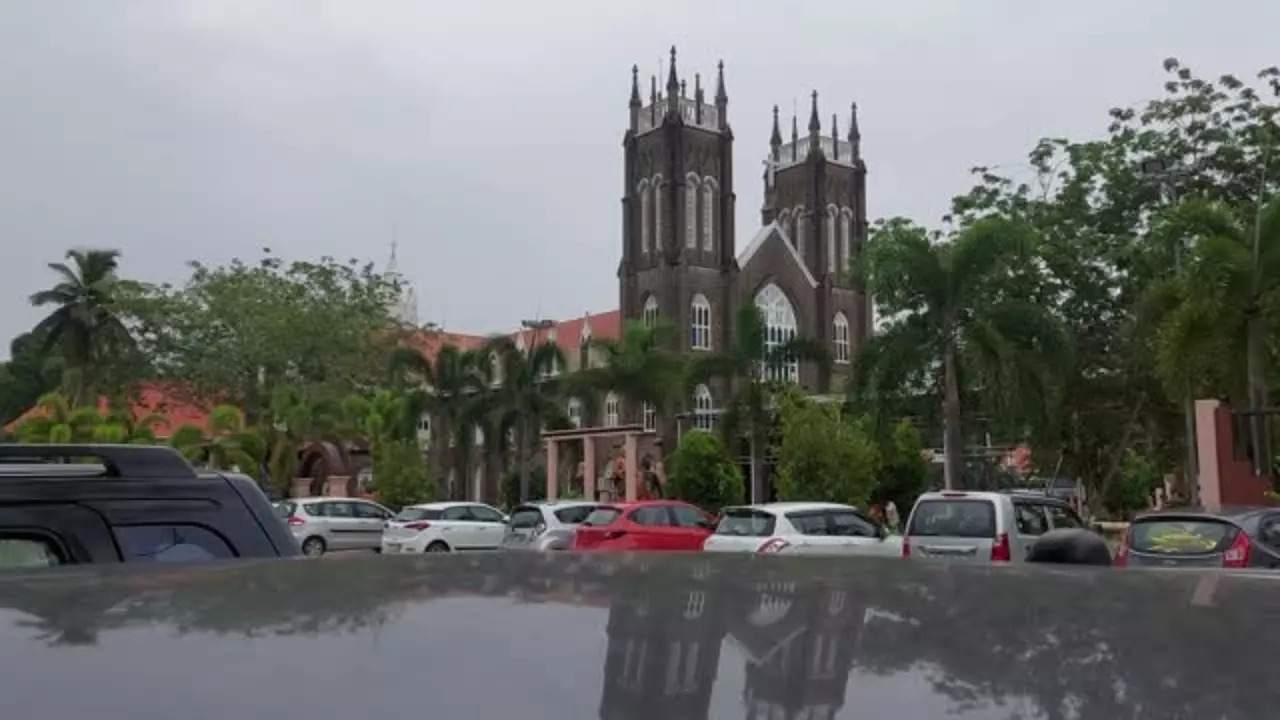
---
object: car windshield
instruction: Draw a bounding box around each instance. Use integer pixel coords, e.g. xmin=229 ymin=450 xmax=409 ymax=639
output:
xmin=908 ymin=499 xmax=997 ymax=538
xmin=395 ymin=507 xmax=442 ymax=522
xmin=716 ymin=509 xmax=776 ymax=536
xmin=272 ymin=502 xmax=295 ymax=519
xmin=1131 ymin=519 xmax=1234 ymax=555
xmin=582 ymin=507 xmax=621 ymax=526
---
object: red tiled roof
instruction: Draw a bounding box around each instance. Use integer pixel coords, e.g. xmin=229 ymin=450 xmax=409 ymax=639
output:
xmin=406 ymin=310 xmax=622 ymax=365
xmin=4 ymin=381 xmax=211 ymax=439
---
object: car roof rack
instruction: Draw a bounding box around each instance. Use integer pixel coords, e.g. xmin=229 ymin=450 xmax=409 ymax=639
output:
xmin=0 ymin=444 xmax=197 ymax=479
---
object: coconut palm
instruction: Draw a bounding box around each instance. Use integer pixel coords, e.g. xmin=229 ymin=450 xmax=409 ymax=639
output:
xmin=259 ymin=385 xmax=349 ymax=496
xmin=390 ymin=345 xmax=488 ymax=498
xmin=28 ymin=249 xmax=136 ymax=405
xmin=855 ymin=216 xmax=1069 ymax=489
xmin=484 ymin=336 xmax=565 ymax=503
xmin=581 ymin=319 xmax=687 ymax=422
xmin=169 ymin=405 xmax=265 ymax=472
xmin=686 ymin=305 xmax=828 ymax=502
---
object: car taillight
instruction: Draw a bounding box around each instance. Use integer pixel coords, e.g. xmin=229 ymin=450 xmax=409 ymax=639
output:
xmin=991 ymin=533 xmax=1012 ymax=562
xmin=287 ymin=516 xmax=304 ymax=527
xmin=757 ymin=537 xmax=790 ymax=554
xmin=1223 ymin=530 xmax=1251 ymax=568
xmin=404 ymin=521 xmax=431 ymax=531
xmin=1114 ymin=529 xmax=1131 ymax=567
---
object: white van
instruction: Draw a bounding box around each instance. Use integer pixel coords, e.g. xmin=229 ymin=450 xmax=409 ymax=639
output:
xmin=902 ymin=490 xmax=1087 ymax=563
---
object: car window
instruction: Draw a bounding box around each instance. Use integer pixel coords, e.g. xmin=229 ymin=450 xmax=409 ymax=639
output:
xmin=670 ymin=505 xmax=708 ymax=528
xmin=115 ymin=525 xmax=235 ymax=563
xmin=828 ymin=511 xmax=878 ymax=538
xmin=1130 ymin=519 xmax=1235 ymax=555
xmin=583 ymin=507 xmax=622 ymax=526
xmin=907 ymin=499 xmax=997 ymax=538
xmin=394 ymin=507 xmax=443 ymax=522
xmin=787 ymin=511 xmax=829 ymax=536
xmin=1014 ymin=503 xmax=1050 ymax=536
xmin=354 ymin=502 xmax=389 ymax=520
xmin=325 ymin=502 xmax=356 ymax=518
xmin=0 ymin=535 xmax=64 ymax=569
xmin=509 ymin=507 xmax=544 ymax=529
xmin=630 ymin=506 xmax=670 ymax=526
xmin=469 ymin=505 xmax=505 ymax=523
xmin=553 ymin=505 xmax=597 ymax=525
xmin=1045 ymin=504 xmax=1083 ymax=530
xmin=442 ymin=506 xmax=473 ymax=521
xmin=716 ymin=509 xmax=776 ymax=537
xmin=272 ymin=502 xmax=296 ymax=519
xmin=301 ymin=502 xmax=326 ymax=517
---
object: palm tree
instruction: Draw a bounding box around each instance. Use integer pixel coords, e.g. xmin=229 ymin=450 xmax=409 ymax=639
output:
xmin=391 ymin=345 xmax=487 ymax=499
xmin=14 ymin=392 xmax=101 ymax=444
xmin=169 ymin=405 xmax=265 ymax=472
xmin=855 ymin=216 xmax=1069 ymax=489
xmin=259 ymin=385 xmax=349 ymax=496
xmin=29 ymin=249 xmax=136 ymax=405
xmin=1143 ymin=196 xmax=1280 ymax=480
xmin=485 ymin=336 xmax=565 ymax=502
xmin=581 ymin=319 xmax=687 ymax=424
xmin=687 ymin=306 xmax=828 ymax=502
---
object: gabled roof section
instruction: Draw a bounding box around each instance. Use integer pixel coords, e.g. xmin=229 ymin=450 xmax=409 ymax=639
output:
xmin=736 ymin=221 xmax=819 ymax=289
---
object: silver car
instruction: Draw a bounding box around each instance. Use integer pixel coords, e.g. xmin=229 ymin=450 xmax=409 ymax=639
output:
xmin=501 ymin=501 xmax=599 ymax=552
xmin=902 ymin=490 xmax=1086 ymax=563
xmin=274 ymin=497 xmax=394 ymax=557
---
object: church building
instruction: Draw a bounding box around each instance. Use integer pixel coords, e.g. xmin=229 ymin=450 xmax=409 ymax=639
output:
xmin=617 ymin=47 xmax=872 ymax=424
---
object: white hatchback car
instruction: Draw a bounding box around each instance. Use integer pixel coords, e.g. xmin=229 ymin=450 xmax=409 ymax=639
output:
xmin=381 ymin=501 xmax=509 ymax=554
xmin=702 ymin=501 xmax=902 ymax=556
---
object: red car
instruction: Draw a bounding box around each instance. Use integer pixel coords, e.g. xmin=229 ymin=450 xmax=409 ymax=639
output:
xmin=572 ymin=500 xmax=716 ymax=551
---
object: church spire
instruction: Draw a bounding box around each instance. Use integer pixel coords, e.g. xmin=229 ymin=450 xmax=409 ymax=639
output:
xmin=665 ymin=46 xmax=679 ymax=118
xmin=849 ymin=101 xmax=861 ymax=159
xmin=831 ymin=113 xmax=839 ymax=161
xmin=770 ymin=104 xmax=783 ymax=155
xmin=808 ymin=90 xmax=821 ymax=136
xmin=790 ymin=108 xmax=799 ymax=162
xmin=629 ymin=64 xmax=641 ymax=107
xmin=715 ymin=59 xmax=727 ymax=102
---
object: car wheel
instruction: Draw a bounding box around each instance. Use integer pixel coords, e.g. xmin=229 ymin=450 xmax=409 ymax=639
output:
xmin=425 ymin=541 xmax=450 ymax=553
xmin=301 ymin=537 xmax=326 ymax=557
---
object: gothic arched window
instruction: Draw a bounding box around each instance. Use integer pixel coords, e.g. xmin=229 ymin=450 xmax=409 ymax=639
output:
xmin=653 ymin=174 xmax=665 ymax=250
xmin=833 ymin=312 xmax=850 ymax=364
xmin=642 ymin=295 xmax=659 ymax=328
xmin=567 ymin=398 xmax=583 ymax=428
xmin=638 ymin=179 xmax=651 ymax=255
xmin=693 ymin=384 xmax=714 ymax=431
xmin=840 ymin=207 xmax=854 ymax=273
xmin=690 ymin=293 xmax=711 ymax=350
xmin=604 ymin=392 xmax=620 ymax=428
xmin=826 ymin=205 xmax=839 ymax=273
xmin=701 ymin=177 xmax=717 ymax=252
xmin=684 ymin=172 xmax=699 ymax=249
xmin=642 ymin=402 xmax=656 ymax=431
xmin=755 ymin=283 xmax=799 ymax=383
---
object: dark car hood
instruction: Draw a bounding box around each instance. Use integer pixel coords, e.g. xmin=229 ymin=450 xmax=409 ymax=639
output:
xmin=0 ymin=553 xmax=1274 ymax=720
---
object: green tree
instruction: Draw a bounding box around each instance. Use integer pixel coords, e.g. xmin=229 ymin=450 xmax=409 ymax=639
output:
xmin=369 ymin=439 xmax=434 ymax=511
xmin=582 ymin=319 xmax=687 ymax=423
xmin=0 ymin=330 xmax=64 ymax=424
xmin=486 ymin=337 xmax=565 ymax=503
xmin=14 ymin=393 xmax=102 ymax=444
xmin=856 ymin=216 xmax=1069 ymax=489
xmin=28 ymin=249 xmax=137 ymax=405
xmin=1108 ymin=449 xmax=1162 ymax=519
xmin=873 ymin=419 xmax=931 ymax=519
xmin=774 ymin=392 xmax=880 ymax=508
xmin=667 ymin=430 xmax=744 ymax=512
xmin=168 ymin=405 xmax=265 ymax=472
xmin=687 ymin=305 xmax=828 ymax=502
xmin=122 ymin=251 xmax=402 ymax=420
xmin=259 ymin=385 xmax=349 ymax=497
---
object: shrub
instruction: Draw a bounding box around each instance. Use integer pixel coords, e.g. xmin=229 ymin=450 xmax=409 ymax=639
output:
xmin=668 ymin=430 xmax=744 ymax=512
xmin=774 ymin=394 xmax=880 ymax=508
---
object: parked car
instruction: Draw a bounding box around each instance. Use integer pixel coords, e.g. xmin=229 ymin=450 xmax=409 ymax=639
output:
xmin=276 ymin=497 xmax=394 ymax=557
xmin=572 ymin=500 xmax=715 ymax=551
xmin=702 ymin=502 xmax=900 ymax=556
xmin=381 ymin=501 xmax=508 ymax=554
xmin=902 ymin=490 xmax=1087 ymax=563
xmin=502 ymin=501 xmax=599 ymax=552
xmin=1115 ymin=507 xmax=1280 ymax=569
xmin=0 ymin=443 xmax=298 ymax=568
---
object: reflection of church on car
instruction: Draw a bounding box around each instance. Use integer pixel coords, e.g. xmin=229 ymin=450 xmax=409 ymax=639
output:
xmin=599 ymin=564 xmax=860 ymax=720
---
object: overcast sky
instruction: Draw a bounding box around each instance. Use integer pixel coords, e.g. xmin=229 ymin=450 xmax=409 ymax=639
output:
xmin=3 ymin=1 xmax=1279 ymax=354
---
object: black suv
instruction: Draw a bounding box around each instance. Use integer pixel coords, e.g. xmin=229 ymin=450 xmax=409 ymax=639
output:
xmin=0 ymin=444 xmax=300 ymax=569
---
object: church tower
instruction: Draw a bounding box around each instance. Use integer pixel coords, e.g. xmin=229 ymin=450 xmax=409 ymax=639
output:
xmin=760 ymin=93 xmax=871 ymax=368
xmin=619 ymin=48 xmax=737 ymax=361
